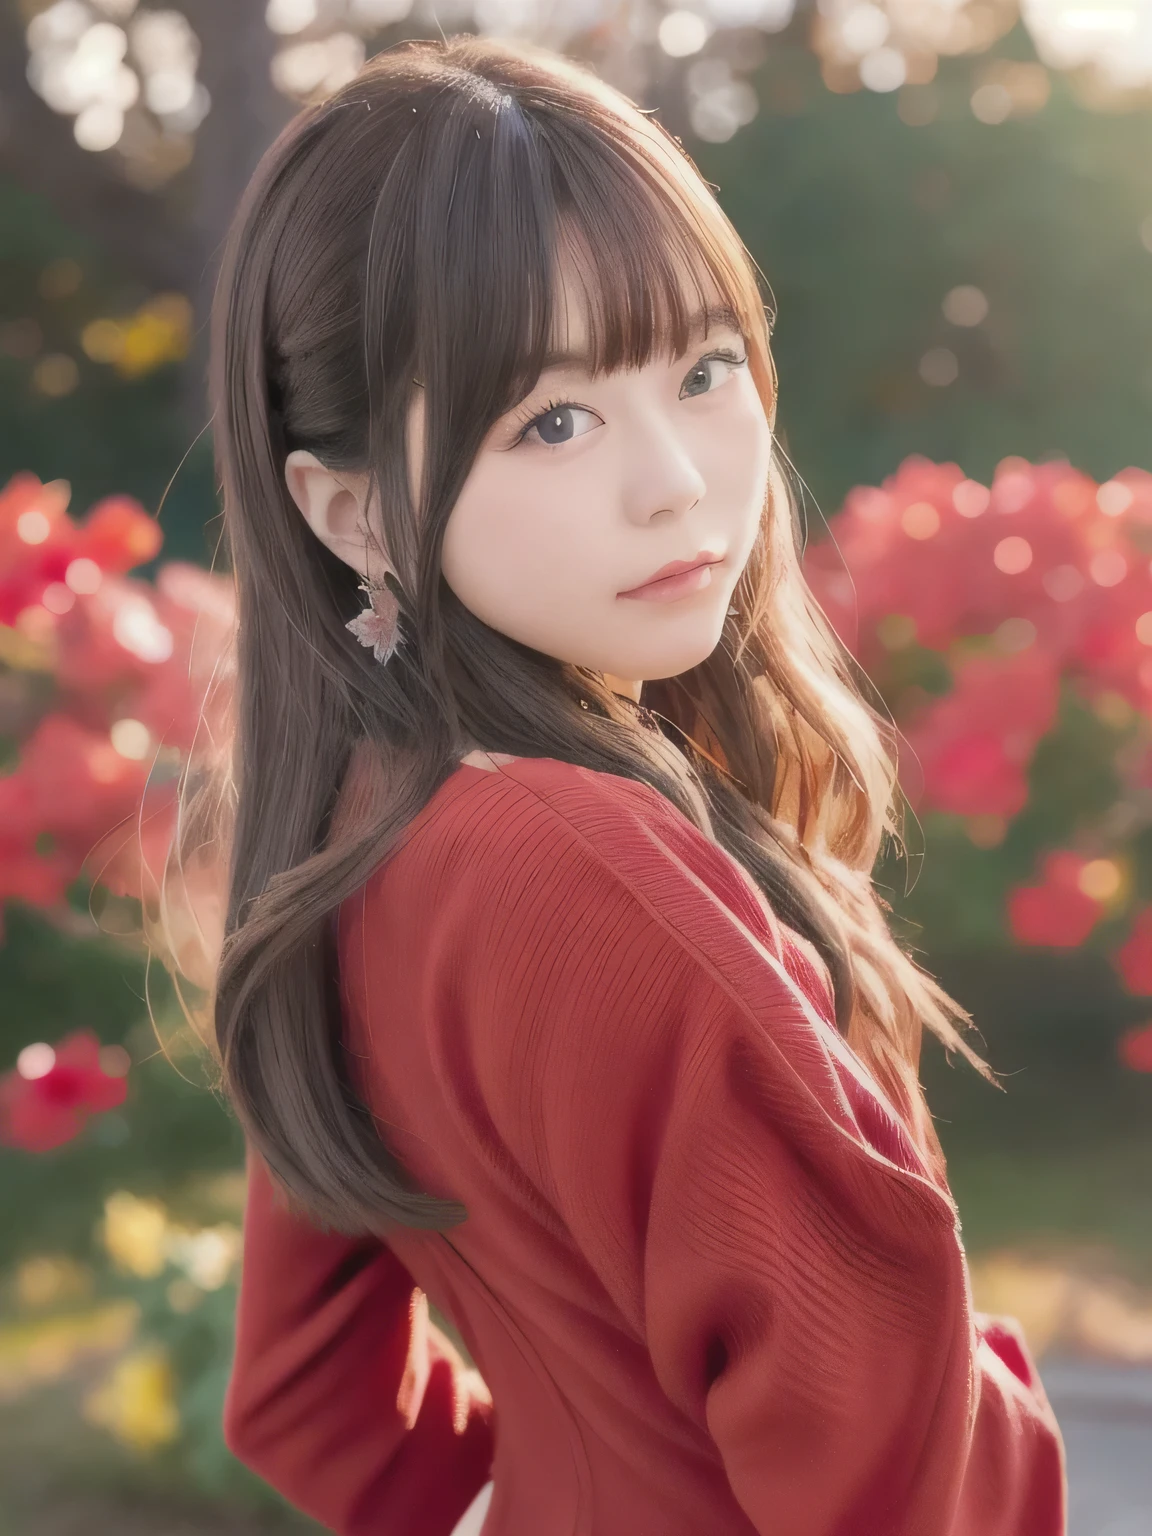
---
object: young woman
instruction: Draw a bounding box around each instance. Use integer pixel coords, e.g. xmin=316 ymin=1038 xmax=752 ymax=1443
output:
xmin=188 ymin=33 xmax=1066 ymax=1536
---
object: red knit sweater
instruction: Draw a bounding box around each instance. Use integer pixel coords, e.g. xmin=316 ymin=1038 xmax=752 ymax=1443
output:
xmin=224 ymin=755 xmax=1067 ymax=1535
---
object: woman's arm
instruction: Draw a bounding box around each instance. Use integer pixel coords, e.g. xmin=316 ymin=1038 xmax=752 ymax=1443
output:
xmin=224 ymin=1148 xmax=495 ymax=1536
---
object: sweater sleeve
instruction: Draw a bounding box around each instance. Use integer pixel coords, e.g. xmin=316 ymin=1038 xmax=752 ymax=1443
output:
xmin=223 ymin=1147 xmax=495 ymax=1536
xmin=453 ymin=772 xmax=1066 ymax=1536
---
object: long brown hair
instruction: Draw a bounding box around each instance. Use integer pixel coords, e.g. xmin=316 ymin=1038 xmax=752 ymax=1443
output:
xmin=159 ymin=35 xmax=995 ymax=1234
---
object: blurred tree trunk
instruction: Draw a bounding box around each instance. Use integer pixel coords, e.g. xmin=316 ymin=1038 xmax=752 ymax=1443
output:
xmin=0 ymin=0 xmax=291 ymax=431
xmin=179 ymin=0 xmax=292 ymax=426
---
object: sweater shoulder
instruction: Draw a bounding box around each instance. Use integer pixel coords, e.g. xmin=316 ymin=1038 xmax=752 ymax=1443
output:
xmin=384 ymin=756 xmax=784 ymax=959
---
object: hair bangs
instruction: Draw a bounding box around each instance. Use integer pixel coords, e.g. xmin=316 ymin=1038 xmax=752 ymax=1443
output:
xmin=536 ymin=122 xmax=767 ymax=384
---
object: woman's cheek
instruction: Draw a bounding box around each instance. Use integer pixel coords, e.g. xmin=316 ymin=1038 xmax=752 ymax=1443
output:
xmin=441 ymin=471 xmax=594 ymax=628
xmin=691 ymin=405 xmax=770 ymax=519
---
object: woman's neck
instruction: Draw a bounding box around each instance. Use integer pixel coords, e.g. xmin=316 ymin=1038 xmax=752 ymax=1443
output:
xmin=602 ymin=673 xmax=642 ymax=702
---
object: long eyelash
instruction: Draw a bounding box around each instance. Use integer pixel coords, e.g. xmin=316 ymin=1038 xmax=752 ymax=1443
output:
xmin=512 ymin=396 xmax=569 ymax=442
xmin=511 ymin=345 xmax=747 ymax=442
xmin=700 ymin=346 xmax=748 ymax=368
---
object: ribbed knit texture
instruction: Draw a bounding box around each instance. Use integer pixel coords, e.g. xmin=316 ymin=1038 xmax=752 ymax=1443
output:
xmin=225 ymin=755 xmax=1067 ymax=1536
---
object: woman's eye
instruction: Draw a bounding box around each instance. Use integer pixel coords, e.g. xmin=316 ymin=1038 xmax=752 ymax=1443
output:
xmin=523 ymin=404 xmax=602 ymax=447
xmin=680 ymin=352 xmax=745 ymax=400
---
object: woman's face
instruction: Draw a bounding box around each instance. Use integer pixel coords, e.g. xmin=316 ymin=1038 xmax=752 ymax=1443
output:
xmin=432 ymin=268 xmax=773 ymax=686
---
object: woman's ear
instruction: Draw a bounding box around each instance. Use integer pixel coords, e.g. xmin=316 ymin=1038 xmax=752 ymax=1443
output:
xmin=285 ymin=450 xmax=361 ymax=546
xmin=285 ymin=449 xmax=383 ymax=576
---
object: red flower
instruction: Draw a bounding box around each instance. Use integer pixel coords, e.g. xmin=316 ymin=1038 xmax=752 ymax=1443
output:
xmin=1118 ymin=1023 xmax=1152 ymax=1073
xmin=73 ymin=494 xmax=162 ymax=575
xmin=900 ymin=648 xmax=1060 ymax=817
xmin=802 ymin=456 xmax=1152 ymax=709
xmin=1006 ymin=852 xmax=1104 ymax=948
xmin=0 ymin=475 xmax=156 ymax=628
xmin=51 ymin=564 xmax=236 ymax=754
xmin=0 ymin=561 xmax=236 ymax=923
xmin=1113 ymin=906 xmax=1152 ymax=995
xmin=1007 ymin=883 xmax=1101 ymax=947
xmin=920 ymin=731 xmax=1028 ymax=819
xmin=0 ymin=1030 xmax=128 ymax=1152
xmin=0 ymin=769 xmax=75 ymax=925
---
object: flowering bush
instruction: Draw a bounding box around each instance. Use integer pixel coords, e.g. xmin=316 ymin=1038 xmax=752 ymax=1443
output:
xmin=0 ymin=1185 xmax=277 ymax=1503
xmin=0 ymin=1029 xmax=129 ymax=1152
xmin=79 ymin=1187 xmax=252 ymax=1487
xmin=0 ymin=471 xmax=234 ymax=935
xmin=0 ymin=472 xmax=252 ymax=1492
xmin=4 ymin=457 xmax=1152 ymax=1105
xmin=803 ymin=453 xmax=1152 ymax=1068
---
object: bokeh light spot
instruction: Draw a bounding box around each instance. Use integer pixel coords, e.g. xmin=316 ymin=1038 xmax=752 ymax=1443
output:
xmin=920 ymin=347 xmax=958 ymax=386
xmin=1043 ymin=564 xmax=1084 ymax=601
xmin=17 ymin=1044 xmax=56 ymax=1081
xmin=1079 ymin=859 xmax=1122 ymax=902
xmin=943 ymin=285 xmax=989 ymax=326
xmin=1098 ymin=480 xmax=1135 ymax=517
xmin=1089 ymin=549 xmax=1128 ymax=587
xmin=901 ymin=500 xmax=941 ymax=539
xmin=953 ymin=479 xmax=991 ymax=517
xmin=110 ymin=718 xmax=152 ymax=760
xmin=994 ymin=536 xmax=1033 ymax=574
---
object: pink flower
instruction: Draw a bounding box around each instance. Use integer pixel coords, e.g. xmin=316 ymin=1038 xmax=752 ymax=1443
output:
xmin=346 ymin=582 xmax=400 ymax=664
xmin=0 ymin=1030 xmax=128 ymax=1152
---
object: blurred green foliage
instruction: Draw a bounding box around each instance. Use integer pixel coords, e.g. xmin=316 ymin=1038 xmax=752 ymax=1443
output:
xmin=701 ymin=34 xmax=1152 ymax=519
xmin=0 ymin=180 xmax=214 ymax=574
xmin=0 ymin=896 xmax=242 ymax=1274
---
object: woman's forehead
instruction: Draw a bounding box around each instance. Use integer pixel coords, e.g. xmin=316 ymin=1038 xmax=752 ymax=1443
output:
xmin=543 ymin=250 xmax=740 ymax=374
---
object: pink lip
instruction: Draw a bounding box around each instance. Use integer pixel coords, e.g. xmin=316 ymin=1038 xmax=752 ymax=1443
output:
xmin=618 ymin=551 xmax=725 ymax=598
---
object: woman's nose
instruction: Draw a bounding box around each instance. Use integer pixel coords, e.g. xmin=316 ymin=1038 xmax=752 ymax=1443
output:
xmin=621 ymin=408 xmax=707 ymax=524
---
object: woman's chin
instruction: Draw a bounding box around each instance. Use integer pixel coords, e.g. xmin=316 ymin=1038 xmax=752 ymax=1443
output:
xmin=615 ymin=643 xmax=725 ymax=685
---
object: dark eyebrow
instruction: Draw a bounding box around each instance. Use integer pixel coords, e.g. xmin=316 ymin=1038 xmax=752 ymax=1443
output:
xmin=538 ymin=303 xmax=743 ymax=374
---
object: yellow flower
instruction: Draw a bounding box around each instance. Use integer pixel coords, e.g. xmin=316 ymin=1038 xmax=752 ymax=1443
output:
xmin=15 ymin=1254 xmax=93 ymax=1310
xmin=84 ymin=1344 xmax=180 ymax=1452
xmin=80 ymin=294 xmax=191 ymax=380
xmin=0 ymin=1302 xmax=139 ymax=1402
xmin=100 ymin=1191 xmax=169 ymax=1278
xmin=99 ymin=1191 xmax=243 ymax=1289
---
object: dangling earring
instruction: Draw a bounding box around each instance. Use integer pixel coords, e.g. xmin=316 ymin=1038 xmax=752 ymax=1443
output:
xmin=347 ymin=571 xmax=403 ymax=665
